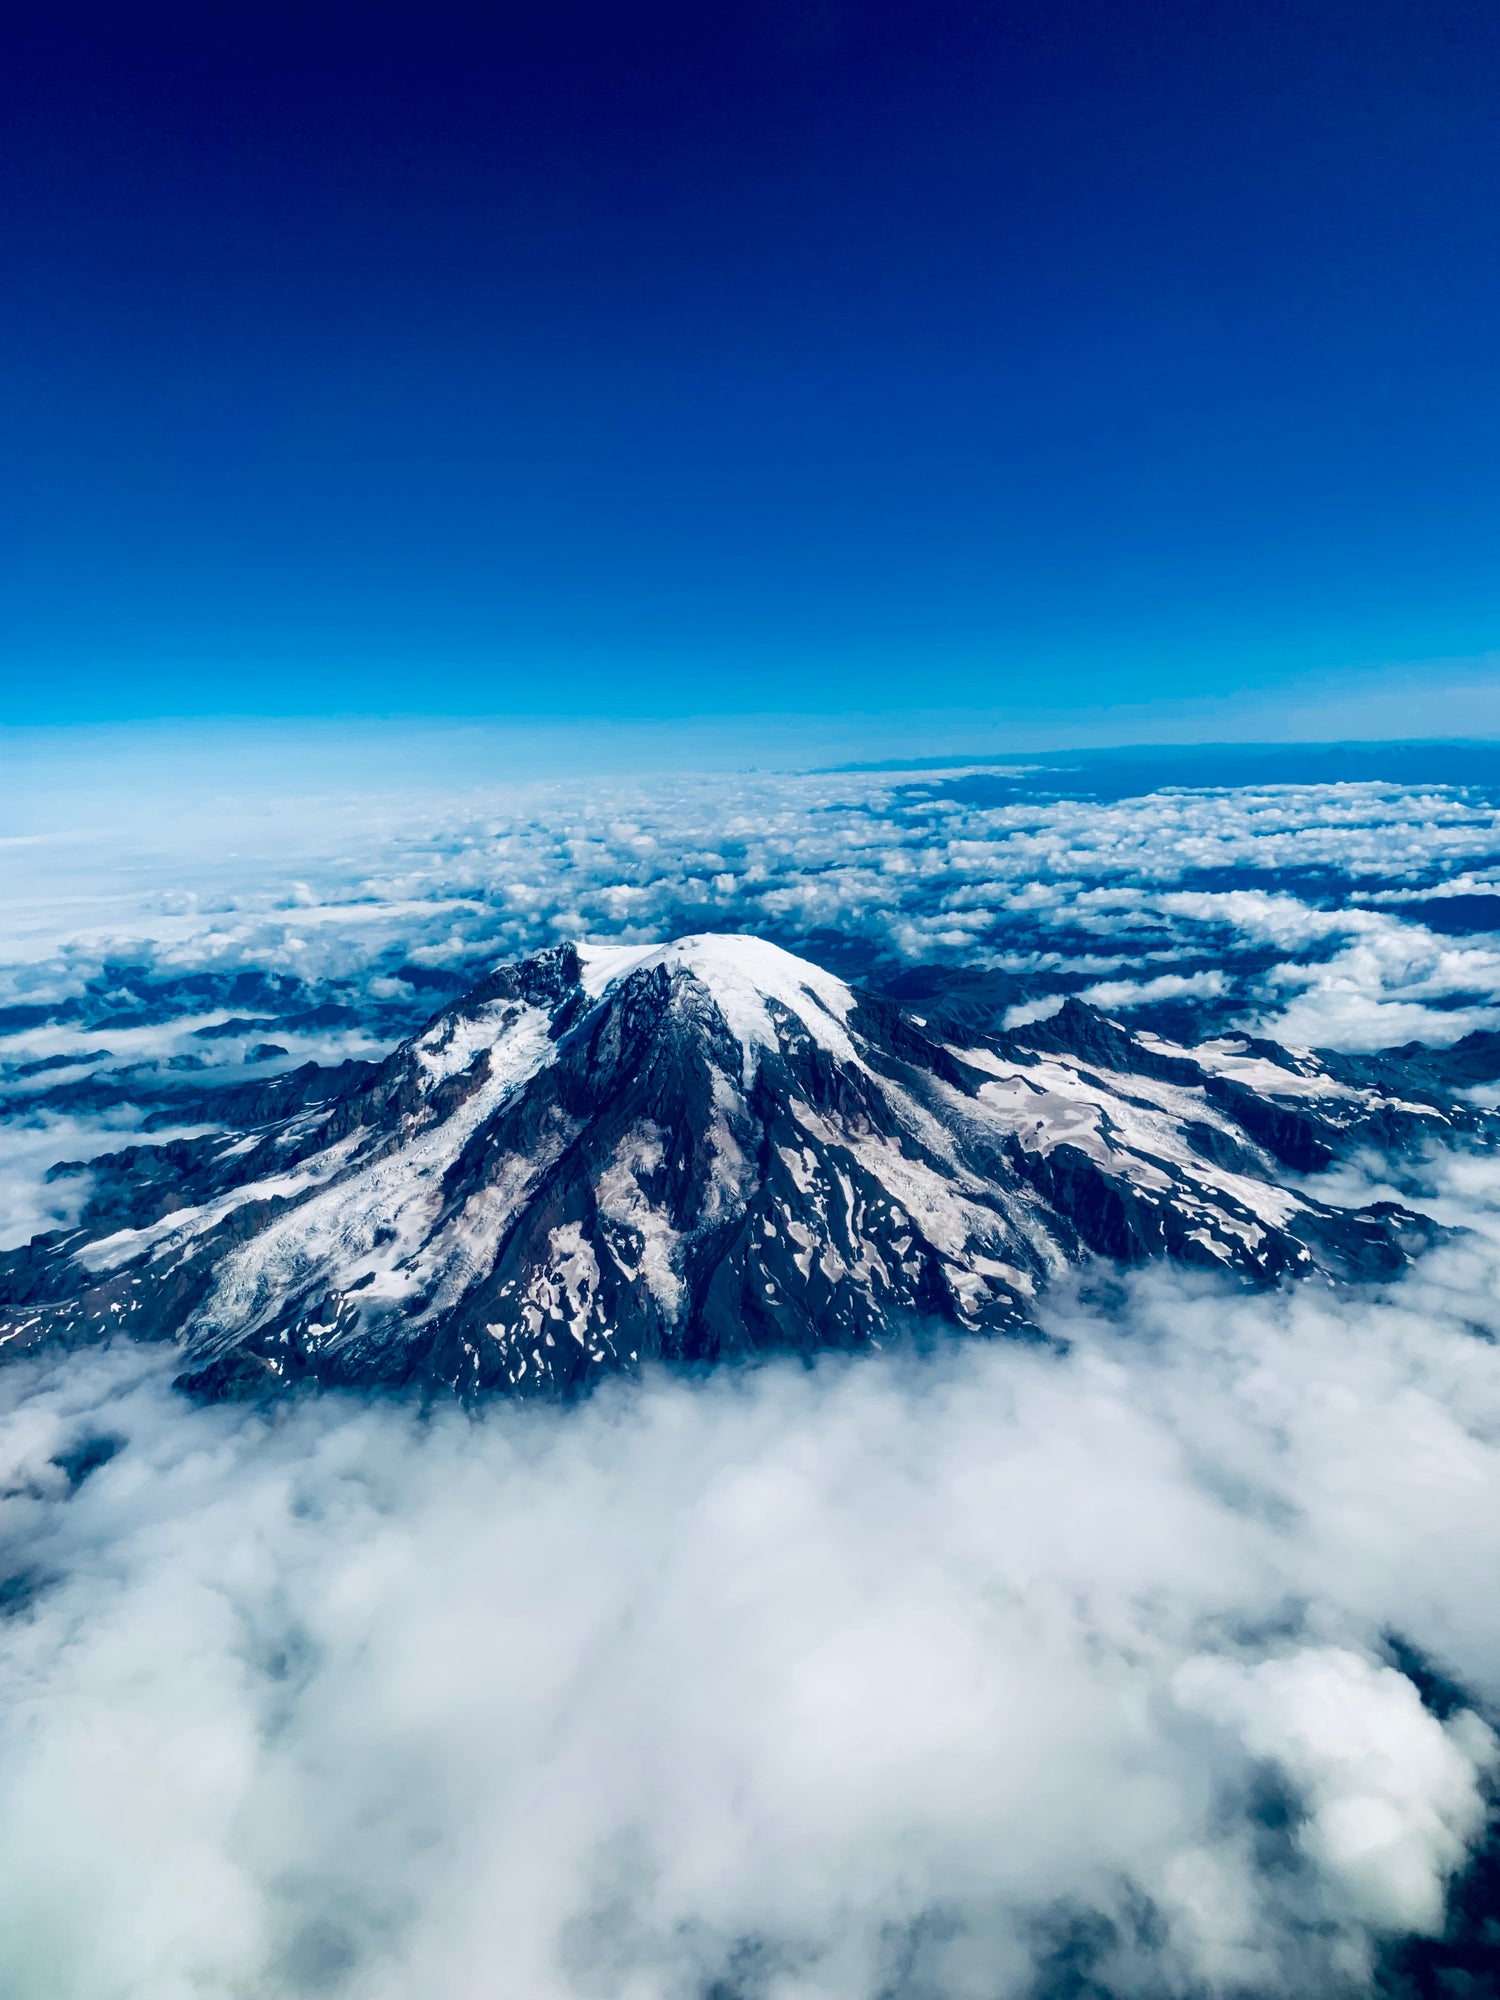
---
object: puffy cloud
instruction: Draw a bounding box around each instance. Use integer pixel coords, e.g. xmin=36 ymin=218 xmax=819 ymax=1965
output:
xmin=6 ymin=764 xmax=1500 ymax=1062
xmin=1077 ymin=969 xmax=1230 ymax=1011
xmin=1174 ymin=1648 xmax=1492 ymax=1937
xmin=3 ymin=1202 xmax=1500 ymax=1997
xmin=0 ymin=775 xmax=1496 ymax=1075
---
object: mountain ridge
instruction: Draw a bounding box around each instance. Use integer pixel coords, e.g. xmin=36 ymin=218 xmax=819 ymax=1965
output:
xmin=0 ymin=933 xmax=1472 ymax=1399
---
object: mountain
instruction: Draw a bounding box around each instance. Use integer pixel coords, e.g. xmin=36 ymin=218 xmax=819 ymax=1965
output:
xmin=0 ymin=934 xmax=1467 ymax=1399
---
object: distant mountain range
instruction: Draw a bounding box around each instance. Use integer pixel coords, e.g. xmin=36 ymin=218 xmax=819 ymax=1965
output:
xmin=4 ymin=933 xmax=1492 ymax=1399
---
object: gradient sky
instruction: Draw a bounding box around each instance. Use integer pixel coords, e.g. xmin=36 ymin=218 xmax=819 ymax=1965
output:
xmin=4 ymin=0 xmax=1500 ymax=729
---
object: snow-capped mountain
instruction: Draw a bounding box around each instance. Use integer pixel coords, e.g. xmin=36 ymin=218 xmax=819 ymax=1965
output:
xmin=0 ymin=934 xmax=1459 ymax=1397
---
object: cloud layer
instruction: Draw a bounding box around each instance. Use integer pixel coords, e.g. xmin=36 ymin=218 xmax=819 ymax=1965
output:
xmin=9 ymin=759 xmax=1500 ymax=1058
xmin=4 ymin=1205 xmax=1500 ymax=1998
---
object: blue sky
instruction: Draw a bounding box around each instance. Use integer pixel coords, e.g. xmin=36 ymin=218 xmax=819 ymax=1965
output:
xmin=4 ymin=0 xmax=1500 ymax=732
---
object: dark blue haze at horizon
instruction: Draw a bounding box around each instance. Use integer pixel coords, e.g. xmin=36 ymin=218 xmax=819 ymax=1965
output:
xmin=4 ymin=0 xmax=1500 ymax=725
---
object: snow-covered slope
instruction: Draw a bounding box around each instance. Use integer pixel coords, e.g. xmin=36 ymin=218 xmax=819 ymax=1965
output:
xmin=0 ymin=935 xmax=1455 ymax=1397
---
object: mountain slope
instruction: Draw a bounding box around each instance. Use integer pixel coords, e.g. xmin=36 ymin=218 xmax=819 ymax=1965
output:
xmin=0 ymin=935 xmax=1458 ymax=1397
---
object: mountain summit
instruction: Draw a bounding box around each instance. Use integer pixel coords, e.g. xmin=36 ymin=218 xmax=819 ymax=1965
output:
xmin=0 ymin=934 xmax=1456 ymax=1396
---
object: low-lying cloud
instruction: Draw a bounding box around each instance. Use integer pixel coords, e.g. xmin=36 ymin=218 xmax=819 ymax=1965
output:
xmin=4 ymin=1201 xmax=1500 ymax=1999
xmin=9 ymin=759 xmax=1500 ymax=1064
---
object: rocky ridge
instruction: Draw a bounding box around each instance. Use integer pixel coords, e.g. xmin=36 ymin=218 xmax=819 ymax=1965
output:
xmin=0 ymin=934 xmax=1471 ymax=1398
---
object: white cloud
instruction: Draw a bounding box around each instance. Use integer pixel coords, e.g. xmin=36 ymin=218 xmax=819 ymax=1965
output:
xmin=1077 ymin=969 xmax=1229 ymax=1011
xmin=5 ymin=758 xmax=1500 ymax=1057
xmin=3 ymin=1206 xmax=1500 ymax=1997
xmin=1175 ymin=1648 xmax=1492 ymax=1937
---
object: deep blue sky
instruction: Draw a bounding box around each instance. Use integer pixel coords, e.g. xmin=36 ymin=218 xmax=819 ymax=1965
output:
xmin=4 ymin=0 xmax=1499 ymax=729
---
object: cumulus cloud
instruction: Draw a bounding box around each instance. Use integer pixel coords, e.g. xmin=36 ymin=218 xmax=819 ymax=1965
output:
xmin=1077 ymin=969 xmax=1230 ymax=1011
xmin=8 ymin=760 xmax=1500 ymax=1063
xmin=3 ymin=1202 xmax=1500 ymax=1999
xmin=1173 ymin=1649 xmax=1490 ymax=1938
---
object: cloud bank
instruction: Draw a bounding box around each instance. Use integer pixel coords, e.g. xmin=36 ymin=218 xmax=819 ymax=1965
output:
xmin=4 ymin=1204 xmax=1500 ymax=1999
xmin=9 ymin=758 xmax=1500 ymax=1058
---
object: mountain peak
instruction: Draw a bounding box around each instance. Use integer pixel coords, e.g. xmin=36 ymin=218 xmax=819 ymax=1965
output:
xmin=0 ymin=933 xmax=1459 ymax=1399
xmin=575 ymin=933 xmax=858 ymax=1072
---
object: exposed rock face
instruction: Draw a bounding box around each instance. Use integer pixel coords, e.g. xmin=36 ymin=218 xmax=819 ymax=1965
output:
xmin=0 ymin=935 xmax=1458 ymax=1398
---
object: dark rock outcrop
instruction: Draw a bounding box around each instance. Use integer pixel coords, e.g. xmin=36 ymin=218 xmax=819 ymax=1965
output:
xmin=0 ymin=935 xmax=1466 ymax=1399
